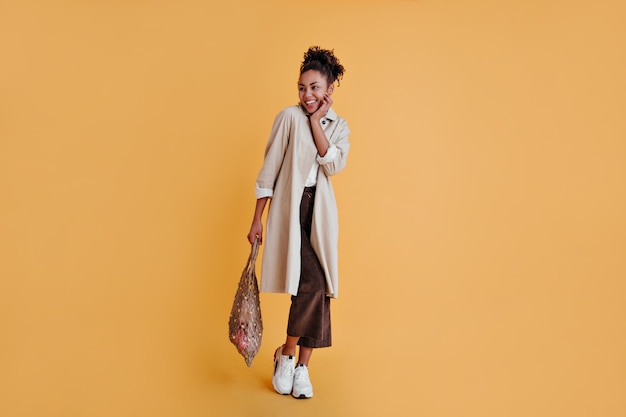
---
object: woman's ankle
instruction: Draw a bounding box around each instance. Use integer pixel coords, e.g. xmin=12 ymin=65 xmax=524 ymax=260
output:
xmin=282 ymin=345 xmax=297 ymax=357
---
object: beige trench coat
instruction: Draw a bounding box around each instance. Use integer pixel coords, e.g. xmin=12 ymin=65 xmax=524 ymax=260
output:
xmin=255 ymin=105 xmax=350 ymax=298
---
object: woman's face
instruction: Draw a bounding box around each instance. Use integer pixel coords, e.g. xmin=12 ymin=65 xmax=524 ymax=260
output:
xmin=298 ymin=70 xmax=334 ymax=114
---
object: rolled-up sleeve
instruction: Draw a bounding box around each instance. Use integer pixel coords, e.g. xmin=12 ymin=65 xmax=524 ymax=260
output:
xmin=255 ymin=183 xmax=273 ymax=199
xmin=316 ymin=144 xmax=338 ymax=165
xmin=319 ymin=121 xmax=350 ymax=177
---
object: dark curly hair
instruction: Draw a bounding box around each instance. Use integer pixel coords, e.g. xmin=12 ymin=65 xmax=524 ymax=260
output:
xmin=300 ymin=46 xmax=345 ymax=86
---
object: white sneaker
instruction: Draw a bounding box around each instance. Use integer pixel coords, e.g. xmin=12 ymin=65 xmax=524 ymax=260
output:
xmin=292 ymin=364 xmax=313 ymax=399
xmin=272 ymin=345 xmax=295 ymax=395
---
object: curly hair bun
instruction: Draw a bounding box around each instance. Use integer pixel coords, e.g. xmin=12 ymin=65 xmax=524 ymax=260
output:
xmin=300 ymin=46 xmax=345 ymax=85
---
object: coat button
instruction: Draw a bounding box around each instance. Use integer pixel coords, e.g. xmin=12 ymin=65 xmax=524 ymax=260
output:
xmin=322 ymin=120 xmax=326 ymax=125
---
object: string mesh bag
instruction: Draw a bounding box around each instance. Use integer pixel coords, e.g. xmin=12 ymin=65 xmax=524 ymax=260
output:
xmin=228 ymin=238 xmax=263 ymax=367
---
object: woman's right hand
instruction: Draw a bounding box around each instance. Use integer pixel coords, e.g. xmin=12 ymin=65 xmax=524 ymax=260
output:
xmin=247 ymin=220 xmax=263 ymax=245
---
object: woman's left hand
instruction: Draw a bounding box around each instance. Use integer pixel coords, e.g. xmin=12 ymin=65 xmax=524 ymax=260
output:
xmin=309 ymin=93 xmax=333 ymax=122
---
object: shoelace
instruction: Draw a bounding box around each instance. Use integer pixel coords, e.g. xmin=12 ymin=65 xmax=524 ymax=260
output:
xmin=278 ymin=357 xmax=294 ymax=376
xmin=294 ymin=366 xmax=309 ymax=382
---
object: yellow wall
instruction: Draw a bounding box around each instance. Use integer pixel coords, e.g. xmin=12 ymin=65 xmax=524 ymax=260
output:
xmin=1 ymin=1 xmax=625 ymax=416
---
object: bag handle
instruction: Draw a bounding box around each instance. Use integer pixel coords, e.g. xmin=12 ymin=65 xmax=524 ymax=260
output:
xmin=244 ymin=237 xmax=260 ymax=273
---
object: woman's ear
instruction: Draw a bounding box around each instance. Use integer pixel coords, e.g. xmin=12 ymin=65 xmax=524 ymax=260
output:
xmin=328 ymin=84 xmax=335 ymax=95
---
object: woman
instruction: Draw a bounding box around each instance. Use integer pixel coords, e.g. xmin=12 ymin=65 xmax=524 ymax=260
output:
xmin=247 ymin=46 xmax=350 ymax=399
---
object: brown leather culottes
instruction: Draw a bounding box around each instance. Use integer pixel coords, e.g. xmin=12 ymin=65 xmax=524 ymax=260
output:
xmin=286 ymin=186 xmax=332 ymax=348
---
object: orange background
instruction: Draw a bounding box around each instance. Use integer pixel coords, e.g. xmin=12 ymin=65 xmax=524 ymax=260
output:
xmin=1 ymin=1 xmax=625 ymax=416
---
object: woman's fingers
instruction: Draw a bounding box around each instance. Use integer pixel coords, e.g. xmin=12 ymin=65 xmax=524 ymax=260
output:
xmin=247 ymin=225 xmax=263 ymax=244
xmin=325 ymin=93 xmax=333 ymax=108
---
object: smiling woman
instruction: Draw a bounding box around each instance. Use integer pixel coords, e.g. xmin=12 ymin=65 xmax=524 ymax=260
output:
xmin=246 ymin=46 xmax=351 ymax=399
xmin=2 ymin=0 xmax=625 ymax=416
